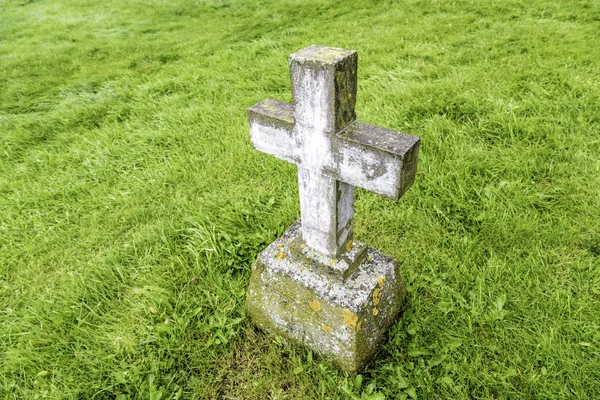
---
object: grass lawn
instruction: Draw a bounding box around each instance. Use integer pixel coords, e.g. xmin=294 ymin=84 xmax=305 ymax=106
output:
xmin=1 ymin=0 xmax=599 ymax=398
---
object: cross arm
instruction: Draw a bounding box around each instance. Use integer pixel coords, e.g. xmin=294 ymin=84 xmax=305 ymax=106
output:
xmin=247 ymin=99 xmax=296 ymax=163
xmin=331 ymin=121 xmax=420 ymax=200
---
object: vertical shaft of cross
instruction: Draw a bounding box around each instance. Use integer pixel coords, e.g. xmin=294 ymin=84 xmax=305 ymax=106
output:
xmin=297 ymin=170 xmax=354 ymax=257
xmin=289 ymin=46 xmax=358 ymax=257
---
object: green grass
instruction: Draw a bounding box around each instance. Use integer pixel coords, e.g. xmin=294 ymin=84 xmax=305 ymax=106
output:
xmin=1 ymin=0 xmax=599 ymax=398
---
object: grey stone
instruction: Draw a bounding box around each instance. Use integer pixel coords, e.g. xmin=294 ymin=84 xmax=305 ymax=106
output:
xmin=246 ymin=45 xmax=420 ymax=371
xmin=246 ymin=221 xmax=407 ymax=372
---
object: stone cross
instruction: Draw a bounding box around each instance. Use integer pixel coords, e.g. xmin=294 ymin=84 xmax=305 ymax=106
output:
xmin=248 ymin=45 xmax=419 ymax=258
xmin=246 ymin=45 xmax=420 ymax=372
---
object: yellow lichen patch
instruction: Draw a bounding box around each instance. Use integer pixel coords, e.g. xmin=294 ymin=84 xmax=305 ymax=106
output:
xmin=321 ymin=324 xmax=334 ymax=333
xmin=309 ymin=300 xmax=322 ymax=312
xmin=372 ymin=307 xmax=378 ymax=316
xmin=329 ymin=258 xmax=338 ymax=266
xmin=377 ymin=276 xmax=386 ymax=288
xmin=345 ymin=240 xmax=353 ymax=252
xmin=373 ymin=287 xmax=381 ymax=306
xmin=343 ymin=308 xmax=358 ymax=330
xmin=300 ymin=243 xmax=306 ymax=249
xmin=275 ymin=250 xmax=286 ymax=260
xmin=277 ymin=243 xmax=284 ymax=248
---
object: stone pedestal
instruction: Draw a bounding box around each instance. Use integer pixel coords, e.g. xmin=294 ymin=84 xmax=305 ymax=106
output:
xmin=246 ymin=220 xmax=407 ymax=372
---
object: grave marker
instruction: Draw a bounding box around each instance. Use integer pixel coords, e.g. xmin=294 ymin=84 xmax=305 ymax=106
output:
xmin=246 ymin=45 xmax=420 ymax=371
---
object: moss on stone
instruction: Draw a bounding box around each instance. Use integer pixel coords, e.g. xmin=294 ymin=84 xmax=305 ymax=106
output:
xmin=246 ymin=220 xmax=407 ymax=372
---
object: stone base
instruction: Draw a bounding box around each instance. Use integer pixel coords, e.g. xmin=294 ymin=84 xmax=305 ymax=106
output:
xmin=246 ymin=220 xmax=407 ymax=372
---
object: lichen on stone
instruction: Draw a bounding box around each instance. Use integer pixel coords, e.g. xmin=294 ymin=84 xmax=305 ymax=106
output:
xmin=309 ymin=300 xmax=322 ymax=312
xmin=246 ymin=219 xmax=408 ymax=372
xmin=343 ymin=308 xmax=358 ymax=330
xmin=373 ymin=287 xmax=381 ymax=306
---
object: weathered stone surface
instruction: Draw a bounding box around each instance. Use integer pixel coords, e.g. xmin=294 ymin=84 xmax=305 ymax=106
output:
xmin=246 ymin=221 xmax=407 ymax=372
xmin=247 ymin=51 xmax=420 ymax=234
xmin=246 ymin=45 xmax=420 ymax=371
xmin=288 ymin=46 xmax=358 ymax=255
xmin=289 ymin=45 xmax=357 ymax=132
xmin=332 ymin=121 xmax=421 ymax=200
xmin=288 ymin=232 xmax=367 ymax=283
xmin=297 ymin=169 xmax=354 ymax=257
xmin=248 ymin=99 xmax=296 ymax=164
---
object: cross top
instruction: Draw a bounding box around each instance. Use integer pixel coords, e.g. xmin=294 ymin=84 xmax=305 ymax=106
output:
xmin=248 ymin=45 xmax=420 ymax=258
